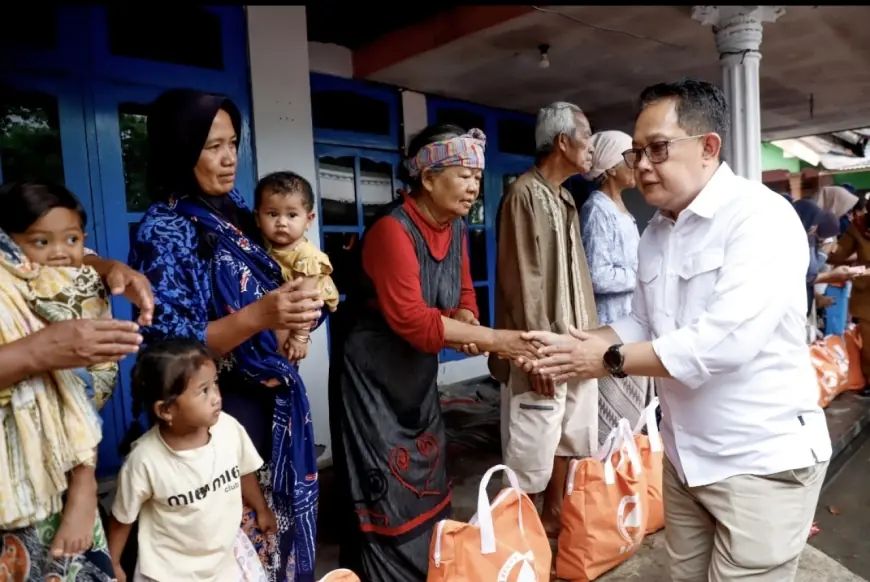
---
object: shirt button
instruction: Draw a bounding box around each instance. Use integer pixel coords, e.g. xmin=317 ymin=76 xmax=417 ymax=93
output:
xmin=668 ymin=271 xmax=676 ymax=278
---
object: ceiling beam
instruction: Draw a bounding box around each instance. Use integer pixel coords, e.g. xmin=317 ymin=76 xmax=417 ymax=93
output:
xmin=352 ymin=6 xmax=535 ymax=79
xmin=761 ymin=112 xmax=870 ymax=141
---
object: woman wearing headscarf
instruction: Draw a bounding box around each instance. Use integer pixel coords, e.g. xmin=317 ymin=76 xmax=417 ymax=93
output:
xmin=827 ymin=203 xmax=870 ymax=395
xmin=0 ymin=224 xmax=147 ymax=580
xmin=792 ymin=199 xmax=847 ymax=339
xmin=578 ymin=130 xmax=652 ymax=445
xmin=328 ymin=123 xmax=537 ymax=582
xmin=129 ymin=89 xmax=324 ymax=582
xmin=813 ymin=186 xmax=862 ymax=335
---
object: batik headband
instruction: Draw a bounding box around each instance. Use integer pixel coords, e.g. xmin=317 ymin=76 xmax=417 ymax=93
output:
xmin=405 ymin=128 xmax=487 ymax=178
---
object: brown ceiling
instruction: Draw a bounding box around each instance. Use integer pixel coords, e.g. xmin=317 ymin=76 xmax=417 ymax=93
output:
xmin=362 ymin=5 xmax=870 ymax=140
xmin=306 ymin=5 xmax=453 ymax=50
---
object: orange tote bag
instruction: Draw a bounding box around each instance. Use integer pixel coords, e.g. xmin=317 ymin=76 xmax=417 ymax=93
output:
xmin=556 ymin=419 xmax=648 ymax=582
xmin=428 ymin=464 xmax=551 ymax=581
xmin=319 ymin=570 xmax=361 ymax=582
xmin=810 ymin=339 xmax=847 ymax=407
xmin=633 ymin=398 xmax=664 ymax=534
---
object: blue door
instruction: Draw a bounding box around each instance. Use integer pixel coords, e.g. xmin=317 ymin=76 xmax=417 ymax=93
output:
xmin=0 ymin=74 xmax=133 ymax=472
xmin=1 ymin=5 xmax=253 ymax=474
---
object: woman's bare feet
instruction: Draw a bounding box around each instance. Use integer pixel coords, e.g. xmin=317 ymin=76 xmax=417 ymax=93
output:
xmin=50 ymin=464 xmax=98 ymax=557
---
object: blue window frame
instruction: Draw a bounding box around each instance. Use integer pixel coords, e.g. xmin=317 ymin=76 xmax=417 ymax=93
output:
xmin=0 ymin=6 xmax=253 ymax=475
xmin=0 ymin=7 xmax=90 ymax=76
xmin=426 ymin=97 xmax=535 ymax=362
xmin=311 ymin=74 xmax=401 ymax=151
xmin=310 ymin=75 xmax=403 ymax=353
xmin=87 ymin=6 xmax=250 ymax=95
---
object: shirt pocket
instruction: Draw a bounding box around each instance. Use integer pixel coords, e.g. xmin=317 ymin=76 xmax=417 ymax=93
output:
xmin=677 ymin=249 xmax=725 ymax=326
xmin=637 ymin=255 xmax=663 ymax=335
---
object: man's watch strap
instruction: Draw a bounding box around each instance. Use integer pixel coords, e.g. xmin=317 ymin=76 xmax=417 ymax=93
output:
xmin=603 ymin=343 xmax=627 ymax=379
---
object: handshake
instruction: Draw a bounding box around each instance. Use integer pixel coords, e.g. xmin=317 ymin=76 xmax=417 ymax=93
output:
xmin=447 ymin=311 xmax=609 ymax=393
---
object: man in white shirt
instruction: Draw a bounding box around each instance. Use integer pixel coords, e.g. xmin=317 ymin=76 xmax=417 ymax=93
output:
xmin=521 ymin=78 xmax=831 ymax=582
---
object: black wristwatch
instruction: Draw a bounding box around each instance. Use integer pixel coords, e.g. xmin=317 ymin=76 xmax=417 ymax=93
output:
xmin=603 ymin=344 xmax=627 ymax=379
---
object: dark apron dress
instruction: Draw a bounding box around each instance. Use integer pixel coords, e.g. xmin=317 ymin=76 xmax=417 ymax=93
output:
xmin=329 ymin=202 xmax=463 ymax=582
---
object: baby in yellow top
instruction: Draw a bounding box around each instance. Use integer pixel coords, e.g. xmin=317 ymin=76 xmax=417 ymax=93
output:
xmin=255 ymin=171 xmax=339 ymax=363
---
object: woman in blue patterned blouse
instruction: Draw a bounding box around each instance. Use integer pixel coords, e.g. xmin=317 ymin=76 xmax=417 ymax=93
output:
xmin=128 ymin=89 xmax=324 ymax=582
xmin=580 ymin=130 xmax=652 ymax=445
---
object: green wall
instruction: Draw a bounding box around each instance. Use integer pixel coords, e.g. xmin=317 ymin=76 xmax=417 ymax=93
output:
xmin=833 ymin=172 xmax=870 ymax=190
xmin=761 ymin=142 xmax=801 ymax=173
xmin=762 ymin=142 xmax=870 ymax=191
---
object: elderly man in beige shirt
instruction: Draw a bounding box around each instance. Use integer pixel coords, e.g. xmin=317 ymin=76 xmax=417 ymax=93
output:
xmin=490 ymin=101 xmax=599 ymax=536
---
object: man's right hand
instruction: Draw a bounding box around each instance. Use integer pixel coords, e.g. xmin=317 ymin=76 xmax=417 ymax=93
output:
xmin=30 ymin=319 xmax=143 ymax=371
xmin=255 ymin=278 xmax=324 ymax=332
xmin=530 ymin=372 xmax=556 ymax=397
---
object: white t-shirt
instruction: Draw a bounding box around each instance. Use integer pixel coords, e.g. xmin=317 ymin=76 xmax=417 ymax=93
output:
xmin=112 ymin=412 xmax=264 ymax=582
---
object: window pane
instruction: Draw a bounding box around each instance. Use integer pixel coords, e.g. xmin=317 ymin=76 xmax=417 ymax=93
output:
xmin=0 ymin=87 xmax=64 ymax=184
xmin=359 ymin=157 xmax=395 ymax=228
xmin=475 ymin=286 xmax=491 ymax=328
xmin=318 ymin=156 xmax=357 ymax=226
xmin=468 ymin=176 xmax=485 ymax=225
xmin=323 ymin=232 xmax=359 ymax=293
xmin=106 ymin=6 xmax=224 ymax=70
xmin=497 ymin=118 xmax=536 ymax=157
xmin=0 ymin=6 xmax=58 ymax=50
xmin=129 ymin=221 xmax=141 ymax=249
xmin=468 ymin=229 xmax=488 ymax=282
xmin=435 ymin=108 xmax=485 ymax=133
xmin=119 ymin=103 xmax=150 ymax=212
xmin=312 ymin=90 xmax=391 ymax=136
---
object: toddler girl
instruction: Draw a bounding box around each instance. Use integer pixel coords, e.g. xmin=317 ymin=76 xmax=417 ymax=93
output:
xmin=108 ymin=338 xmax=274 ymax=582
xmin=254 ymin=171 xmax=338 ymax=363
xmin=0 ymin=180 xmax=116 ymax=557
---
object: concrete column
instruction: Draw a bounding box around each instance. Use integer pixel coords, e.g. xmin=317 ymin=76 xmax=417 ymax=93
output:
xmin=692 ymin=6 xmax=785 ymax=182
xmin=246 ymin=6 xmax=334 ymax=466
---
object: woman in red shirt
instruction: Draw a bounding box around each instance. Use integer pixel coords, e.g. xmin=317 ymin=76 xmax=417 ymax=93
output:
xmin=329 ymin=124 xmax=535 ymax=582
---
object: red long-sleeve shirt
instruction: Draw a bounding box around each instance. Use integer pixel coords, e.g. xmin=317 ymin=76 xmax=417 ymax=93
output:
xmin=362 ymin=196 xmax=479 ymax=354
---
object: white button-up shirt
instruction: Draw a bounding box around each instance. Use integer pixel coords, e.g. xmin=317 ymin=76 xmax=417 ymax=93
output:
xmin=611 ymin=163 xmax=832 ymax=487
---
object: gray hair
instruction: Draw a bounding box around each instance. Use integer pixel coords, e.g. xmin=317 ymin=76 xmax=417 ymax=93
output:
xmin=535 ymin=101 xmax=584 ymax=156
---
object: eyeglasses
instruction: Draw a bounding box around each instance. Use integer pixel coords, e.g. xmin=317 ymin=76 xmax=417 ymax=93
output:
xmin=621 ymin=135 xmax=706 ymax=169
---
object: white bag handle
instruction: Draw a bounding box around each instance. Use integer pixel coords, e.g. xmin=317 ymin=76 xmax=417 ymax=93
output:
xmin=633 ymin=397 xmax=662 ymax=453
xmin=602 ymin=419 xmax=643 ymax=485
xmin=568 ymin=428 xmax=620 ymax=494
xmin=477 ymin=464 xmax=525 ymax=555
xmin=593 ymin=423 xmax=620 ymax=463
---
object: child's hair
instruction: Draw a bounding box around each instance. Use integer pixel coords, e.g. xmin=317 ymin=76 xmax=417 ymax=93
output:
xmin=254 ymin=171 xmax=315 ymax=212
xmin=130 ymin=337 xmax=217 ymax=426
xmin=0 ymin=180 xmax=87 ymax=234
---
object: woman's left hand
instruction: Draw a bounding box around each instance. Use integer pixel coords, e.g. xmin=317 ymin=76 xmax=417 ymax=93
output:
xmin=519 ymin=326 xmax=609 ymax=383
xmin=452 ymin=308 xmax=486 ymax=356
xmin=104 ymin=262 xmax=155 ymax=326
xmin=257 ymin=507 xmax=278 ymax=537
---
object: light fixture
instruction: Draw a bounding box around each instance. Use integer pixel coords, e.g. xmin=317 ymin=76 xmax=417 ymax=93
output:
xmin=538 ymin=44 xmax=550 ymax=69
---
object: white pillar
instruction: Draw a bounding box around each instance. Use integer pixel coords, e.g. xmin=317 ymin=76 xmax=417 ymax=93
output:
xmin=692 ymin=6 xmax=785 ymax=182
xmin=246 ymin=6 xmax=334 ymax=466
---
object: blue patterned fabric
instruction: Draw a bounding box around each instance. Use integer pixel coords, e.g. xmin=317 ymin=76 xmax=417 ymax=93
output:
xmin=129 ymin=189 xmax=320 ymax=582
xmin=579 ymin=190 xmax=641 ymax=325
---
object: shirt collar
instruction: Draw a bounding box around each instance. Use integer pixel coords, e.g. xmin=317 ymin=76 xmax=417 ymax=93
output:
xmin=533 ymin=167 xmax=576 ymax=209
xmin=685 ymin=162 xmax=734 ymax=219
xmin=650 ymin=162 xmax=735 ymax=224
